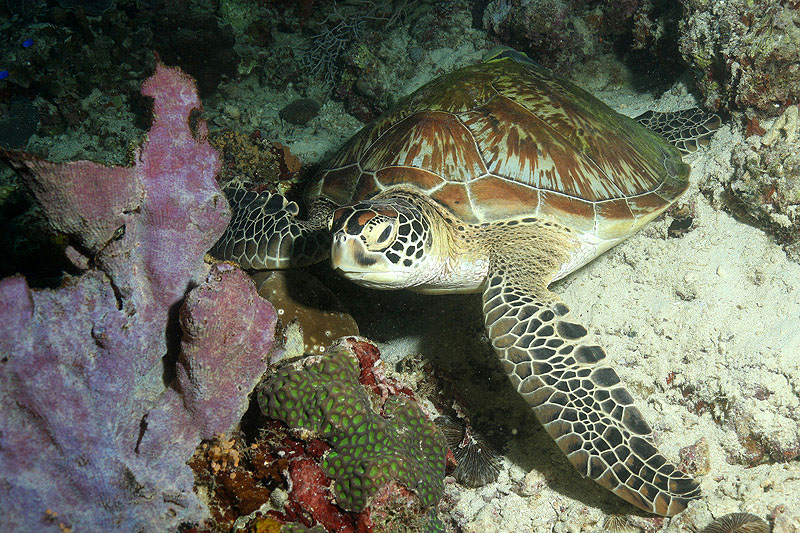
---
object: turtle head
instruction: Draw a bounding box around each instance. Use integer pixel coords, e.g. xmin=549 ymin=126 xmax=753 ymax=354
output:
xmin=329 ymin=196 xmax=437 ymax=289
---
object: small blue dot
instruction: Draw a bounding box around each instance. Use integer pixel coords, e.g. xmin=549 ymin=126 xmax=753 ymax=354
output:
xmin=0 ymin=70 xmax=8 ymax=80
xmin=22 ymin=38 xmax=34 ymax=48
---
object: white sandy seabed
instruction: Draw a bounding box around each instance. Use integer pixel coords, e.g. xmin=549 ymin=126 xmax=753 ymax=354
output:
xmin=350 ymin=87 xmax=800 ymax=532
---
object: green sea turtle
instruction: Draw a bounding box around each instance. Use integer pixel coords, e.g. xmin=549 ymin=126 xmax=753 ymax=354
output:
xmin=213 ymin=50 xmax=719 ymax=516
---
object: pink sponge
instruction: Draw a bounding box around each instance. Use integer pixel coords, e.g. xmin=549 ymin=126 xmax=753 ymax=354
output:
xmin=0 ymin=62 xmax=277 ymax=532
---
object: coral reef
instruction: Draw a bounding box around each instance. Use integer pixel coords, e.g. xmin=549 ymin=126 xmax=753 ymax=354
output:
xmin=256 ymin=337 xmax=446 ymax=531
xmin=725 ymin=105 xmax=800 ymax=260
xmin=299 ymin=0 xmax=412 ymax=121
xmin=0 ymin=62 xmax=278 ymax=531
xmin=57 ymin=0 xmax=115 ymax=15
xmin=301 ymin=5 xmax=368 ymax=89
xmin=678 ymin=437 xmax=711 ymax=477
xmin=188 ymin=433 xmax=277 ymax=528
xmin=0 ymin=0 xmax=258 ymax=286
xmin=679 ymin=0 xmax=800 ymax=112
xmin=301 ymin=1 xmax=406 ymax=89
xmin=0 ymin=9 xmax=150 ymax=149
xmin=480 ymin=0 xmax=686 ymax=82
xmin=152 ymin=4 xmax=240 ymax=95
xmin=603 ymin=514 xmax=638 ymax=533
xmin=482 ymin=0 xmax=585 ymax=72
xmin=0 ymin=96 xmax=39 ymax=149
xmin=0 ymin=0 xmax=248 ymax=156
xmin=212 ymin=130 xmax=302 ymax=192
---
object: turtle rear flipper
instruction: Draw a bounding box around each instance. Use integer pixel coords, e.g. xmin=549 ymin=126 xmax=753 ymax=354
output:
xmin=212 ymin=186 xmax=333 ymax=269
xmin=636 ymin=109 xmax=721 ymax=154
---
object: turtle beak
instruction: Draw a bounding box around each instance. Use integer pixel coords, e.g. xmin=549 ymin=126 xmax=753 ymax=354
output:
xmin=331 ymin=232 xmax=376 ymax=272
xmin=330 ymin=231 xmax=403 ymax=288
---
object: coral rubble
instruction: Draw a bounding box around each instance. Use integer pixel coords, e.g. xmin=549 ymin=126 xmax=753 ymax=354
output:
xmin=0 ymin=62 xmax=278 ymax=532
xmin=482 ymin=0 xmax=584 ymax=72
xmin=679 ymin=0 xmax=800 ymax=112
xmin=211 ymin=130 xmax=303 ymax=197
xmin=727 ymin=105 xmax=800 ymax=260
xmin=481 ymin=0 xmax=688 ymax=82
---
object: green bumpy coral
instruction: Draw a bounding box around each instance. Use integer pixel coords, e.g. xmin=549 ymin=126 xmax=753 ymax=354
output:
xmin=257 ymin=345 xmax=446 ymax=512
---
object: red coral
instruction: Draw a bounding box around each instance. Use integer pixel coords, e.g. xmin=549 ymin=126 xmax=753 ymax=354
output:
xmin=288 ymin=458 xmax=356 ymax=532
xmin=745 ymin=116 xmax=767 ymax=137
xmin=269 ymin=142 xmax=302 ymax=179
xmin=345 ymin=337 xmax=416 ymax=403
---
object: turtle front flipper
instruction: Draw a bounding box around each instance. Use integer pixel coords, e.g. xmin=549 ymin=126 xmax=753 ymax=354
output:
xmin=212 ymin=186 xmax=334 ymax=269
xmin=635 ymin=108 xmax=721 ymax=154
xmin=482 ymin=269 xmax=700 ymax=516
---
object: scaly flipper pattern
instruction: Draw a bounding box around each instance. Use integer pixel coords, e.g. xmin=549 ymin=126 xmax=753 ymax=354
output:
xmin=481 ymin=221 xmax=700 ymax=516
xmin=212 ymin=186 xmax=334 ymax=269
xmin=635 ymin=109 xmax=721 ymax=154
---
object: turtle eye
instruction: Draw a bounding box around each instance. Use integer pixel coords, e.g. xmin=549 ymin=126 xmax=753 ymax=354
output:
xmin=377 ymin=224 xmax=393 ymax=243
xmin=364 ymin=219 xmax=397 ymax=250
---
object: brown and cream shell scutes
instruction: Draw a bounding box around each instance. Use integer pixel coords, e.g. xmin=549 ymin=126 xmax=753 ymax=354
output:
xmin=307 ymin=57 xmax=689 ymax=241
